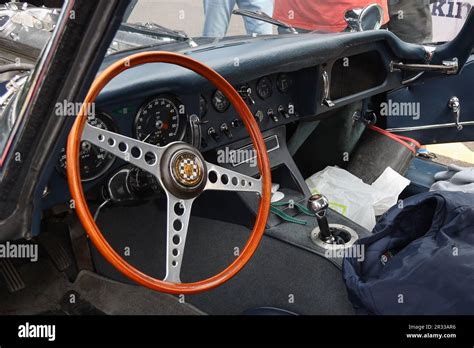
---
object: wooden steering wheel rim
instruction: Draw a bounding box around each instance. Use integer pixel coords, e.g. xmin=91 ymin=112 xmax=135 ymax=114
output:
xmin=67 ymin=51 xmax=272 ymax=294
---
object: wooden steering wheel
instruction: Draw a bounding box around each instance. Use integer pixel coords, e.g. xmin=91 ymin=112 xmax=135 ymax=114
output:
xmin=67 ymin=52 xmax=271 ymax=294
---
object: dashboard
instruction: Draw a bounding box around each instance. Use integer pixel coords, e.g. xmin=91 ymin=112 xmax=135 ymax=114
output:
xmin=42 ymin=30 xmax=419 ymax=208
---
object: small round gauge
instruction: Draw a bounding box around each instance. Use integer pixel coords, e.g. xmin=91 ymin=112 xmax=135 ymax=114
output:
xmin=276 ymin=73 xmax=292 ymax=94
xmin=199 ymin=95 xmax=207 ymax=118
xmin=256 ymin=76 xmax=273 ymax=100
xmin=134 ymin=95 xmax=186 ymax=146
xmin=211 ymin=90 xmax=230 ymax=113
xmin=57 ymin=113 xmax=116 ymax=182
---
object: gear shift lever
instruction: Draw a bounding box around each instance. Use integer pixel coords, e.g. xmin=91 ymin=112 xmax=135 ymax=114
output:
xmin=308 ymin=194 xmax=336 ymax=244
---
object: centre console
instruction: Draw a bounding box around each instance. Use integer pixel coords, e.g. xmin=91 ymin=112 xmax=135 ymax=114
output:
xmin=201 ymin=125 xmax=371 ymax=268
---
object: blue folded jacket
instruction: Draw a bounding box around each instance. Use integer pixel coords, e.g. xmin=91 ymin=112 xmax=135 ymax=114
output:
xmin=343 ymin=191 xmax=474 ymax=315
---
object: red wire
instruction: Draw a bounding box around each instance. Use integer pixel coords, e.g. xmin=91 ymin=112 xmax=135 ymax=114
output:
xmin=395 ymin=134 xmax=422 ymax=149
xmin=367 ymin=124 xmax=421 ymax=155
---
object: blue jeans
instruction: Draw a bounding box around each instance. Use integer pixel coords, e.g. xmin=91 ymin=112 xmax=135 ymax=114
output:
xmin=203 ymin=0 xmax=274 ymax=37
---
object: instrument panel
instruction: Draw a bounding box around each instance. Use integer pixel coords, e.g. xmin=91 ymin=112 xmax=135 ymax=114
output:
xmin=199 ymin=72 xmax=298 ymax=149
xmin=56 ymin=72 xmax=298 ymax=182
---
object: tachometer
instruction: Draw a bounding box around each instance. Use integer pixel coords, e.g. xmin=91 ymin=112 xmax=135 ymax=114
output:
xmin=57 ymin=113 xmax=116 ymax=182
xmin=134 ymin=95 xmax=186 ymax=146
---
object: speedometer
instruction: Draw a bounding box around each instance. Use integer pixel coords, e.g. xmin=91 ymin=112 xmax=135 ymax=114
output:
xmin=57 ymin=112 xmax=116 ymax=182
xmin=134 ymin=95 xmax=186 ymax=146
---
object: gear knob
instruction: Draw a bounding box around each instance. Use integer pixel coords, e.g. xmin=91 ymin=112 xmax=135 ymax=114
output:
xmin=308 ymin=194 xmax=334 ymax=243
xmin=308 ymin=194 xmax=329 ymax=218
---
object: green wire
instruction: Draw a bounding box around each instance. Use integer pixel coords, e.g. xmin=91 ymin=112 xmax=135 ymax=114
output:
xmin=270 ymin=200 xmax=314 ymax=226
xmin=270 ymin=200 xmax=314 ymax=216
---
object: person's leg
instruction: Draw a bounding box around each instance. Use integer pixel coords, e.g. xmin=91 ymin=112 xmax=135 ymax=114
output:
xmin=237 ymin=0 xmax=274 ymax=35
xmin=203 ymin=0 xmax=236 ymax=37
xmin=387 ymin=1 xmax=433 ymax=44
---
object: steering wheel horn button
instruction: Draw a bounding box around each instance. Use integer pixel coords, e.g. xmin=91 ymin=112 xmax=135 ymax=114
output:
xmin=172 ymin=151 xmax=204 ymax=188
xmin=159 ymin=143 xmax=208 ymax=199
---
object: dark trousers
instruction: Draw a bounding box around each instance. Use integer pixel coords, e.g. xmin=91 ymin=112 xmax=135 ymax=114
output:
xmin=387 ymin=0 xmax=433 ymax=44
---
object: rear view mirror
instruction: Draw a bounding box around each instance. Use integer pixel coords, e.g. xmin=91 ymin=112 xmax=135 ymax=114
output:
xmin=345 ymin=4 xmax=384 ymax=32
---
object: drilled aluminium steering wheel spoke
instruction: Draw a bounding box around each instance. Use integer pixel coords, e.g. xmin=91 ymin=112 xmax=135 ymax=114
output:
xmin=164 ymin=194 xmax=194 ymax=283
xmin=204 ymin=162 xmax=262 ymax=194
xmin=81 ymin=122 xmax=164 ymax=177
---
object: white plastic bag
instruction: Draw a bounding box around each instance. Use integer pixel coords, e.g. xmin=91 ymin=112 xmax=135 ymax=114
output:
xmin=305 ymin=166 xmax=410 ymax=231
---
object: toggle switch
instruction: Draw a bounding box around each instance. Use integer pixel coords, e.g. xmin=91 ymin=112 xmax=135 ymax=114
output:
xmin=254 ymin=110 xmax=264 ymax=123
xmin=208 ymin=127 xmax=220 ymax=142
xmin=267 ymin=108 xmax=279 ymax=122
xmin=278 ymin=105 xmax=290 ymax=119
xmin=220 ymin=123 xmax=233 ymax=138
